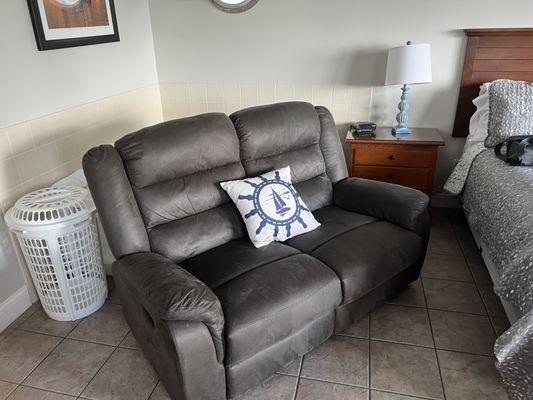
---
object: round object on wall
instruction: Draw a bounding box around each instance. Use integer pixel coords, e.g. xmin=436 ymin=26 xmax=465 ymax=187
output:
xmin=210 ymin=0 xmax=259 ymax=13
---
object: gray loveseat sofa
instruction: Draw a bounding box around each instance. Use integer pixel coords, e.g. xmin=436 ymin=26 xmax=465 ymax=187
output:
xmin=83 ymin=102 xmax=430 ymax=400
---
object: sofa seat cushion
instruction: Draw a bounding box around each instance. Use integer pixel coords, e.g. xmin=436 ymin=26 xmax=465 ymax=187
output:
xmin=285 ymin=206 xmax=377 ymax=253
xmin=304 ymin=220 xmax=423 ymax=303
xmin=214 ymin=253 xmax=341 ymax=366
xmin=180 ymin=238 xmax=300 ymax=290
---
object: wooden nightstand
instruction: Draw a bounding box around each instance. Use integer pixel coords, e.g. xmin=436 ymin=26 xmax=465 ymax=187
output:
xmin=346 ymin=127 xmax=445 ymax=197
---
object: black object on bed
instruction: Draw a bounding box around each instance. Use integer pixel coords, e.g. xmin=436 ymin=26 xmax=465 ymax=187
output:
xmin=495 ymin=136 xmax=533 ymax=166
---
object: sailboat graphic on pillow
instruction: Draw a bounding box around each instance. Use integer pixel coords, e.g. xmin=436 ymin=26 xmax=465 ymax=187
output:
xmin=271 ymin=189 xmax=291 ymax=217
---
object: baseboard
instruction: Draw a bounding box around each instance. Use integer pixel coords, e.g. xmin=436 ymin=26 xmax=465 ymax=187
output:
xmin=431 ymin=193 xmax=461 ymax=208
xmin=0 ymin=286 xmax=32 ymax=332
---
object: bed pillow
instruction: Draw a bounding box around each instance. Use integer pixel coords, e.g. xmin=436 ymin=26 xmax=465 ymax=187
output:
xmin=443 ymin=83 xmax=492 ymax=195
xmin=463 ymin=82 xmax=491 ymax=153
xmin=486 ymin=79 xmax=533 ymax=147
xmin=220 ymin=166 xmax=320 ymax=248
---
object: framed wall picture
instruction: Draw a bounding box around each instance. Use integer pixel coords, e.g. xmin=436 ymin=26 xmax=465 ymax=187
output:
xmin=27 ymin=0 xmax=120 ymax=51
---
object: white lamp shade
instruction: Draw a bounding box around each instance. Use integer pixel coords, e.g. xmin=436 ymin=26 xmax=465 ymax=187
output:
xmin=385 ymin=43 xmax=432 ymax=86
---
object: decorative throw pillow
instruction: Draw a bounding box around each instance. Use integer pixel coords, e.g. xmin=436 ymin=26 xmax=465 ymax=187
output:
xmin=486 ymin=79 xmax=533 ymax=147
xmin=220 ymin=166 xmax=320 ymax=248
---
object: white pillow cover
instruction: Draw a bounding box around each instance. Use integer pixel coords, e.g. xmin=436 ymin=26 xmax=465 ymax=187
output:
xmin=463 ymin=82 xmax=491 ymax=154
xmin=443 ymin=83 xmax=491 ymax=195
xmin=221 ymin=166 xmax=320 ymax=248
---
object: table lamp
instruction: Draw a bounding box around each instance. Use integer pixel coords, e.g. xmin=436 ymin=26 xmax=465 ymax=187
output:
xmin=385 ymin=41 xmax=432 ymax=135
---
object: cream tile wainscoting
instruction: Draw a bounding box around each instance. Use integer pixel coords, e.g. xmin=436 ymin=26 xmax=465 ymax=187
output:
xmin=159 ymin=83 xmax=372 ymax=130
xmin=0 ymin=84 xmax=163 ymax=214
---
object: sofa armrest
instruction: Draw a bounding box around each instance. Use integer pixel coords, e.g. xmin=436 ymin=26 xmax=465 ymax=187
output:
xmin=113 ymin=252 xmax=224 ymax=359
xmin=334 ymin=178 xmax=430 ymax=238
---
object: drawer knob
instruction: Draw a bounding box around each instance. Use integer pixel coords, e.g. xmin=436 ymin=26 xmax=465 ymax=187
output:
xmin=387 ymin=173 xmax=394 ymax=179
xmin=388 ymin=155 xmax=396 ymax=161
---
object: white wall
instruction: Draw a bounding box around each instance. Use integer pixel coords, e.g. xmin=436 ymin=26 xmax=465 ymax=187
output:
xmin=0 ymin=0 xmax=158 ymax=128
xmin=149 ymin=0 xmax=533 ymax=188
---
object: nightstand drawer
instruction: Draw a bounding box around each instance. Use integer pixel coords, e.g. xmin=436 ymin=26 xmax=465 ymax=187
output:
xmin=353 ymin=166 xmax=430 ymax=190
xmin=354 ymin=145 xmax=433 ymax=168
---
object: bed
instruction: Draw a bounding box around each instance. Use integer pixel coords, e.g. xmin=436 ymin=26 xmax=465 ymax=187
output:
xmin=451 ymin=28 xmax=533 ymax=321
xmin=447 ymin=28 xmax=533 ymax=400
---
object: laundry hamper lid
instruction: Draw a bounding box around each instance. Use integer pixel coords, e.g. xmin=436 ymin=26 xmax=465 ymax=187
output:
xmin=5 ymin=186 xmax=95 ymax=230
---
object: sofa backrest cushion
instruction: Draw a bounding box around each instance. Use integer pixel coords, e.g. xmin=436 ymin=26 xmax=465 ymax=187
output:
xmin=230 ymin=102 xmax=348 ymax=211
xmin=314 ymin=106 xmax=350 ymax=184
xmin=83 ymin=145 xmax=151 ymax=260
xmin=114 ymin=113 xmax=246 ymax=262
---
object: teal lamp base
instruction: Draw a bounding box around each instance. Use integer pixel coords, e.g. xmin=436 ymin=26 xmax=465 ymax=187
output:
xmin=392 ymin=84 xmax=412 ymax=135
xmin=392 ymin=126 xmax=413 ymax=135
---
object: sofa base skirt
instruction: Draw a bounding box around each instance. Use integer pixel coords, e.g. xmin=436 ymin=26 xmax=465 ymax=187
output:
xmin=334 ymin=260 xmax=423 ymax=333
xmin=226 ymin=311 xmax=335 ymax=399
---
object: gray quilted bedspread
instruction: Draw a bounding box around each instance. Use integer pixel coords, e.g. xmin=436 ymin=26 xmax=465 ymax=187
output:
xmin=464 ymin=151 xmax=533 ymax=312
xmin=463 ymin=150 xmax=533 ymax=399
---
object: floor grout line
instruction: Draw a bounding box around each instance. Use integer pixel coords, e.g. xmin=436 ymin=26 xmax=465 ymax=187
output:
xmin=420 ymin=273 xmax=474 ymax=283
xmin=76 ymin=345 xmax=119 ymax=400
xmin=367 ymin=337 xmax=498 ymax=359
xmin=18 ymin=336 xmax=66 ymax=388
xmin=291 ymin=356 xmax=303 ymax=400
xmin=10 ymin=326 xmax=132 ymax=350
xmin=368 ymin=310 xmax=372 ymax=399
xmin=337 ymin=319 xmax=496 ymax=359
xmin=421 ymin=275 xmax=477 ymax=285
xmin=372 ymin=388 xmax=441 ymax=400
xmin=19 ymin=382 xmax=81 ymax=398
xmin=145 ymin=379 xmax=160 ymax=400
xmin=2 ymin=383 xmax=18 ymax=399
xmin=420 ymin=276 xmax=447 ymax=400
xmin=384 ymin=300 xmax=490 ymax=317
xmin=295 ymin=375 xmax=369 ymax=390
xmin=336 ymin=333 xmax=369 ymax=340
xmin=448 ymin=210 xmax=503 ymax=338
xmin=117 ymin=330 xmax=132 ymax=348
xmin=424 ymin=307 xmax=493 ymax=319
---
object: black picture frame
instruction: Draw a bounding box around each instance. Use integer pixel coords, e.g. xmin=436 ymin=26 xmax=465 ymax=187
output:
xmin=27 ymin=0 xmax=120 ymax=51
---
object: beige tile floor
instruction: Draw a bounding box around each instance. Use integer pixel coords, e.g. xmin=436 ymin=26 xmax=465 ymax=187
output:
xmin=0 ymin=208 xmax=510 ymax=400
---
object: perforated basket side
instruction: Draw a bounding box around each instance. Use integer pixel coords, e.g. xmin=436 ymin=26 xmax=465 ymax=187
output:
xmin=13 ymin=214 xmax=107 ymax=321
xmin=58 ymin=221 xmax=107 ymax=314
xmin=16 ymin=235 xmax=68 ymax=317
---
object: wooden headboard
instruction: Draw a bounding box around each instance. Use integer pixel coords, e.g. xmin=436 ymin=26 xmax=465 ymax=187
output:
xmin=452 ymin=28 xmax=533 ymax=137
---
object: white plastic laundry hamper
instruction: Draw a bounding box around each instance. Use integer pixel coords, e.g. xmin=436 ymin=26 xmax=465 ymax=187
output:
xmin=5 ymin=186 xmax=107 ymax=321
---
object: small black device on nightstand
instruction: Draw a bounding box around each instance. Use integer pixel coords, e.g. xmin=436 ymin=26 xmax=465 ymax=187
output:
xmin=350 ymin=122 xmax=377 ymax=138
xmin=351 ymin=122 xmax=377 ymax=134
